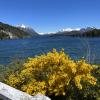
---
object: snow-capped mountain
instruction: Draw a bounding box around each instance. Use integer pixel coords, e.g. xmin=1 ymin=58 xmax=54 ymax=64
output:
xmin=16 ymin=24 xmax=27 ymax=28
xmin=80 ymin=27 xmax=95 ymax=33
xmin=0 ymin=22 xmax=32 ymax=40
xmin=49 ymin=27 xmax=94 ymax=34
xmin=47 ymin=27 xmax=97 ymax=37
xmin=59 ymin=27 xmax=95 ymax=33
xmin=16 ymin=24 xmax=39 ymax=36
xmin=60 ymin=28 xmax=80 ymax=32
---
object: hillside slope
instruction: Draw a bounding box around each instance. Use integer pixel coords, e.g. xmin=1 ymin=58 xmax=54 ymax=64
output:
xmin=16 ymin=24 xmax=38 ymax=36
xmin=0 ymin=22 xmax=34 ymax=39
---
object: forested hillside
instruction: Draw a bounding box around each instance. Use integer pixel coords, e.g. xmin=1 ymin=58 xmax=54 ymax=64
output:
xmin=0 ymin=22 xmax=33 ymax=39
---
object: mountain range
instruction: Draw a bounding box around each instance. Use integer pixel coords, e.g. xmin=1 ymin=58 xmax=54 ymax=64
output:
xmin=16 ymin=24 xmax=38 ymax=36
xmin=0 ymin=22 xmax=100 ymax=40
xmin=48 ymin=27 xmax=100 ymax=37
xmin=0 ymin=22 xmax=38 ymax=40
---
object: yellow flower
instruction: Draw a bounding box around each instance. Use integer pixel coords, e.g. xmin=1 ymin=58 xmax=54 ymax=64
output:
xmin=6 ymin=49 xmax=97 ymax=96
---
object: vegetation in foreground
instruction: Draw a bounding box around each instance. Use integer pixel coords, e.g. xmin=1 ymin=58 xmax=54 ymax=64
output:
xmin=0 ymin=49 xmax=100 ymax=100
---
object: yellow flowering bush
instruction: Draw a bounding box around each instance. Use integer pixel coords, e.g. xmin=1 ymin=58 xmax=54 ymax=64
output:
xmin=6 ymin=49 xmax=97 ymax=97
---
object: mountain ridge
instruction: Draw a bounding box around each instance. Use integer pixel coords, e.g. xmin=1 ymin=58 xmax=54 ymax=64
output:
xmin=0 ymin=22 xmax=100 ymax=39
xmin=16 ymin=24 xmax=38 ymax=36
xmin=47 ymin=27 xmax=100 ymax=37
xmin=0 ymin=22 xmax=38 ymax=40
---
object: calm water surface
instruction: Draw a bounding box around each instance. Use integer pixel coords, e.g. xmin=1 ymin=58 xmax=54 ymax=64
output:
xmin=0 ymin=36 xmax=100 ymax=65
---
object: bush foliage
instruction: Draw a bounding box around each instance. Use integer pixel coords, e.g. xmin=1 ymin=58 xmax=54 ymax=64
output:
xmin=5 ymin=49 xmax=98 ymax=99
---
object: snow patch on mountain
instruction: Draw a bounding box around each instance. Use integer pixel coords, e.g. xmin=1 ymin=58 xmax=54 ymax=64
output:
xmin=16 ymin=24 xmax=31 ymax=29
xmin=61 ymin=28 xmax=80 ymax=32
xmin=16 ymin=24 xmax=38 ymax=36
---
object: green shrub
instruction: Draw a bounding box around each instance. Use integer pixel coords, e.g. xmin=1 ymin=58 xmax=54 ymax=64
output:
xmin=5 ymin=49 xmax=98 ymax=100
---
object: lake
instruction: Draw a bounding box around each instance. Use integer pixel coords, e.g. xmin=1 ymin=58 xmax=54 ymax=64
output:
xmin=0 ymin=36 xmax=100 ymax=65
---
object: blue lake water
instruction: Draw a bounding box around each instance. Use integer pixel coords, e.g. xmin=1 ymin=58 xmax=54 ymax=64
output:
xmin=0 ymin=36 xmax=100 ymax=65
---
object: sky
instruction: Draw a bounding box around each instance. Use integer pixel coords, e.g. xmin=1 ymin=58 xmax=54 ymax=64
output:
xmin=0 ymin=0 xmax=100 ymax=33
